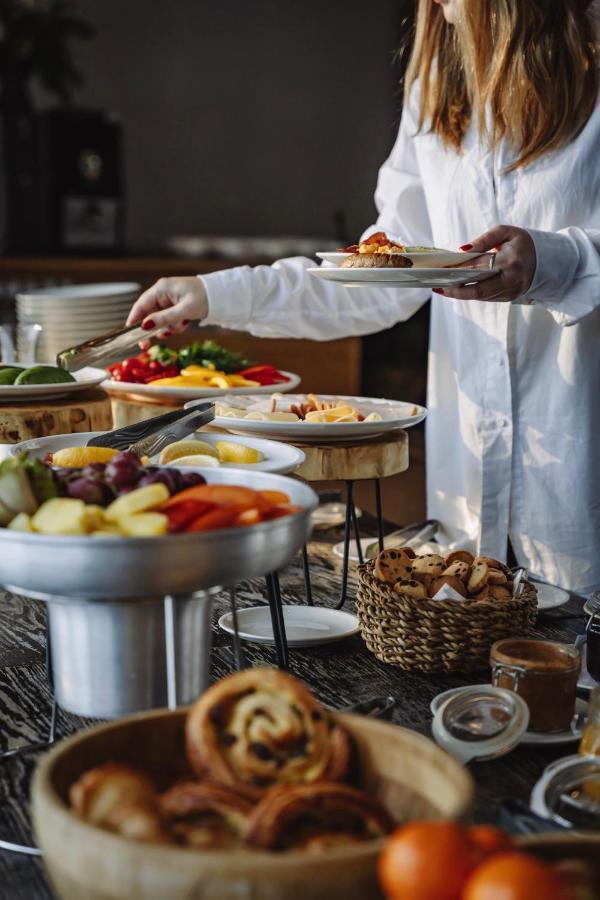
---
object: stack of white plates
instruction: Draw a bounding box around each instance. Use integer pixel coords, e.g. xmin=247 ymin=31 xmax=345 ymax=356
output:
xmin=16 ymin=282 xmax=140 ymax=363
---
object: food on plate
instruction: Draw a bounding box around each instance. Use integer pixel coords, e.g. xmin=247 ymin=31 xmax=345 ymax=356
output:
xmin=0 ymin=453 xmax=300 ymax=537
xmin=373 ymin=547 xmax=514 ymax=601
xmin=69 ymin=668 xmax=393 ymax=854
xmin=0 ymin=364 xmax=76 ymax=386
xmin=51 ymin=446 xmax=119 ymax=467
xmin=215 ymin=392 xmax=409 ymax=425
xmin=377 ymin=822 xmax=583 ymax=900
xmin=107 ymin=340 xmax=291 ymax=387
xmin=158 ymin=438 xmax=264 ymax=467
xmin=341 ymin=231 xmax=407 ymax=255
xmin=340 ymin=252 xmax=413 ymax=269
xmin=245 ymin=783 xmax=393 ymax=851
xmin=185 ymin=668 xmax=352 ymax=798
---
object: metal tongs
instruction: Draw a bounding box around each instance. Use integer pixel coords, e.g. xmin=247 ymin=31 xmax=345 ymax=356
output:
xmin=87 ymin=403 xmax=215 ymax=456
xmin=56 ymin=322 xmax=163 ymax=372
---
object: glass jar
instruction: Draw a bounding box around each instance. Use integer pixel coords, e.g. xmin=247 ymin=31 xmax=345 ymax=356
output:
xmin=579 ymin=686 xmax=600 ymax=756
xmin=490 ymin=639 xmax=581 ymax=732
xmin=586 ymin=597 xmax=600 ymax=681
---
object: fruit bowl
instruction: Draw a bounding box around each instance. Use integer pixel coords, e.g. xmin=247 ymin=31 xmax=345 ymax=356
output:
xmin=0 ymin=468 xmax=317 ymax=600
xmin=32 ymin=709 xmax=474 ymax=900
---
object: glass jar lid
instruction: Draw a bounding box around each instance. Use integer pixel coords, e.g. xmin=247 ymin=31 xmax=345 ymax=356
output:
xmin=432 ymin=685 xmax=530 ymax=763
xmin=530 ymin=754 xmax=600 ymax=829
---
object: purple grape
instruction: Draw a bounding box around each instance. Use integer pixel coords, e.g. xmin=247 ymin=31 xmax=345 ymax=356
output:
xmin=105 ymin=451 xmax=143 ymax=490
xmin=82 ymin=463 xmax=106 ymax=477
xmin=137 ymin=468 xmax=180 ymax=494
xmin=178 ymin=471 xmax=206 ymax=489
xmin=66 ymin=476 xmax=106 ymax=505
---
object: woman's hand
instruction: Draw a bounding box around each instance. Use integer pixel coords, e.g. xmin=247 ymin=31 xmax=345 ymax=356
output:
xmin=434 ymin=225 xmax=537 ymax=301
xmin=126 ymin=276 xmax=209 ymax=335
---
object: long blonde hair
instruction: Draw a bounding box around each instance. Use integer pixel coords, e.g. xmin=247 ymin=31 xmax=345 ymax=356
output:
xmin=405 ymin=0 xmax=598 ymax=169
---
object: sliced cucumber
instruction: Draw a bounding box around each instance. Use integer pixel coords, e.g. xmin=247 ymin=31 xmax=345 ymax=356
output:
xmin=0 ymin=367 xmax=24 ymax=385
xmin=14 ymin=365 xmax=76 ymax=385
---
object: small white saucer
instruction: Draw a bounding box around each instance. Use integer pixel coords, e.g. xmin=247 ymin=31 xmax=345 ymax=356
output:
xmin=332 ymin=537 xmax=376 ymax=562
xmin=218 ymin=605 xmax=360 ymax=648
xmin=431 ymin=687 xmax=586 ymax=746
xmin=532 ymin=580 xmax=570 ymax=611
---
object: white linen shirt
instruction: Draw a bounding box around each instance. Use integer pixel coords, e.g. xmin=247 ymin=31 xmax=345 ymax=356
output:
xmin=201 ymin=56 xmax=600 ymax=595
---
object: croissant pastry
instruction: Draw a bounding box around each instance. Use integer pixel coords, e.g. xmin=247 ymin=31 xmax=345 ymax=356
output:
xmin=69 ymin=762 xmax=170 ymax=843
xmin=186 ymin=668 xmax=351 ymax=796
xmin=244 ymin=782 xmax=393 ymax=851
xmin=159 ymin=781 xmax=253 ymax=849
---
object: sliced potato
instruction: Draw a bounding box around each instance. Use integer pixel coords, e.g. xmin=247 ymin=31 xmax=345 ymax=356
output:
xmin=7 ymin=512 xmax=35 ymax=532
xmin=83 ymin=505 xmax=106 ymax=531
xmin=117 ymin=512 xmax=168 ymax=537
xmin=32 ymin=498 xmax=87 ymax=535
xmin=104 ymin=484 xmax=170 ymax=522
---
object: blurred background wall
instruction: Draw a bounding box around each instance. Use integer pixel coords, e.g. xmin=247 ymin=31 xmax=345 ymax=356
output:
xmin=72 ymin=0 xmax=411 ymax=251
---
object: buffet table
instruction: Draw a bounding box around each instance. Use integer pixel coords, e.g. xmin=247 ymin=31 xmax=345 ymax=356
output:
xmin=0 ymin=514 xmax=587 ymax=900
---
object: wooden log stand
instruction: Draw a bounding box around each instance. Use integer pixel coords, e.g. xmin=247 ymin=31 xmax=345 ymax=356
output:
xmin=0 ymin=389 xmax=113 ymax=444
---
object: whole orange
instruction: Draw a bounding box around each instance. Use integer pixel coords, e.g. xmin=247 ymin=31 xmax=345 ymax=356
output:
xmin=378 ymin=821 xmax=481 ymax=900
xmin=467 ymin=825 xmax=513 ymax=859
xmin=462 ymin=851 xmax=568 ymax=900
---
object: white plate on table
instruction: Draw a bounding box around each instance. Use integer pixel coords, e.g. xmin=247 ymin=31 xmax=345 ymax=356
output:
xmin=10 ymin=430 xmax=305 ymax=475
xmin=533 ymin=580 xmax=571 ymax=611
xmin=218 ymin=605 xmax=360 ymax=647
xmin=187 ymin=394 xmax=427 ymax=443
xmin=104 ymin=370 xmax=301 ymax=401
xmin=0 ymin=367 xmax=106 ymax=402
xmin=317 ymin=250 xmax=494 ymax=268
xmin=431 ymin=687 xmax=587 ymax=746
xmin=307 ymin=266 xmax=497 ymax=289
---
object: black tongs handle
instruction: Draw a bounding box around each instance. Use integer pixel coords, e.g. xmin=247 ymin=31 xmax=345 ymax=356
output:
xmin=88 ymin=403 xmax=214 ymax=451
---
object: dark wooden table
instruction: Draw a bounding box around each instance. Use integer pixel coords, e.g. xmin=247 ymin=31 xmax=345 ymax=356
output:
xmin=0 ymin=517 xmax=587 ymax=900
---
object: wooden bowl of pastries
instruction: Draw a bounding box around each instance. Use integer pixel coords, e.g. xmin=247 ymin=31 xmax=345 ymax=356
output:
xmin=32 ymin=669 xmax=473 ymax=900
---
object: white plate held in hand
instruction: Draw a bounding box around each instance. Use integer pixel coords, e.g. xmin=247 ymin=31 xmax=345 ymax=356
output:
xmin=218 ymin=605 xmax=360 ymax=647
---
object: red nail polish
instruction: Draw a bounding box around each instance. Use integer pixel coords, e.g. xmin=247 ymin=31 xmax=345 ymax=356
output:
xmin=142 ymin=319 xmax=155 ymax=331
xmin=459 ymin=243 xmax=473 ymax=251
xmin=182 ymin=319 xmax=190 ymax=326
xmin=162 ymin=329 xmax=173 ymax=337
xmin=433 ymin=288 xmax=445 ymax=295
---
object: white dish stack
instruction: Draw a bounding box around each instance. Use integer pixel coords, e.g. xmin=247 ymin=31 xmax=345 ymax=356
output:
xmin=16 ymin=282 xmax=140 ymax=363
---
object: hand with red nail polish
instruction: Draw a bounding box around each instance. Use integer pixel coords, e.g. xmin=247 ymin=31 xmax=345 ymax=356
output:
xmin=449 ymin=225 xmax=536 ymax=303
xmin=126 ymin=276 xmax=208 ymax=335
xmin=432 ymin=288 xmax=445 ymax=295
xmin=459 ymin=243 xmax=473 ymax=251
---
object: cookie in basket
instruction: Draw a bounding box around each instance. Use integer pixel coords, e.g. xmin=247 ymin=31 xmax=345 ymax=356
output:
xmin=393 ymin=579 xmax=428 ymax=600
xmin=411 ymin=554 xmax=445 ymax=577
xmin=375 ymin=549 xmax=414 ymax=584
xmin=430 ymin=575 xmax=468 ymax=598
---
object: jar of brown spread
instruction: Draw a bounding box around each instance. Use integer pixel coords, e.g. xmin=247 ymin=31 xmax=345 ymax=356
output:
xmin=490 ymin=639 xmax=581 ymax=733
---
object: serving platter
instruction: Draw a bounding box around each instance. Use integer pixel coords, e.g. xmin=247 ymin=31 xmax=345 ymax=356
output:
xmin=307 ymin=266 xmax=497 ymax=289
xmin=532 ymin=579 xmax=570 ymax=611
xmin=0 ymin=467 xmax=318 ymax=599
xmin=186 ymin=394 xmax=427 ymax=442
xmin=317 ymin=250 xmax=494 ymax=268
xmin=11 ymin=430 xmax=306 ymax=475
xmin=0 ymin=367 xmax=107 ymax=402
xmin=104 ymin=370 xmax=301 ymax=401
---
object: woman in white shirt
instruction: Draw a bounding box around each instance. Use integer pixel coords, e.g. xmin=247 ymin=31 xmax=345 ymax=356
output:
xmin=128 ymin=0 xmax=600 ymax=595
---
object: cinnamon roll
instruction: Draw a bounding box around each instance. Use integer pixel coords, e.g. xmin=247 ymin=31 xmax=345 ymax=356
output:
xmin=159 ymin=781 xmax=253 ymax=849
xmin=244 ymin=782 xmax=393 ymax=851
xmin=69 ymin=762 xmax=169 ymax=843
xmin=186 ymin=668 xmax=351 ymax=796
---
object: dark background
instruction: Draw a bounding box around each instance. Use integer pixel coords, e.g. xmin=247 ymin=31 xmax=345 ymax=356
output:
xmin=71 ymin=0 xmax=413 ymax=251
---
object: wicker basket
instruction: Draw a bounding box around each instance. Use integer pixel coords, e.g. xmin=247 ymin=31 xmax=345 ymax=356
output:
xmin=356 ymin=560 xmax=538 ymax=673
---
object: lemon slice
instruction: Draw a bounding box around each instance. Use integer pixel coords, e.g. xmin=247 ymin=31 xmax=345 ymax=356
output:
xmin=169 ymin=454 xmax=221 ymax=468
xmin=158 ymin=440 xmax=219 ymax=465
xmin=52 ymin=447 xmax=119 ymax=467
xmin=215 ymin=440 xmax=263 ymax=465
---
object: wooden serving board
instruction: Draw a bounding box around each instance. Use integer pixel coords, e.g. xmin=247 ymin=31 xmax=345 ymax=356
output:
xmin=0 ymin=389 xmax=113 ymax=444
xmin=110 ymin=394 xmax=181 ymax=429
xmin=293 ymin=430 xmax=409 ymax=482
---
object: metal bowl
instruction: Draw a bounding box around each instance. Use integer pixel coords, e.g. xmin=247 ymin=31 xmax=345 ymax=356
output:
xmin=0 ymin=468 xmax=317 ymax=600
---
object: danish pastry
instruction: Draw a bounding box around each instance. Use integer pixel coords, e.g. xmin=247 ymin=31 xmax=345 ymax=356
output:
xmin=159 ymin=781 xmax=253 ymax=849
xmin=185 ymin=668 xmax=351 ymax=797
xmin=244 ymin=782 xmax=393 ymax=851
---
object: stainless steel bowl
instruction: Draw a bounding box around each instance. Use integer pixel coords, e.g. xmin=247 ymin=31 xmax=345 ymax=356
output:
xmin=0 ymin=468 xmax=317 ymax=600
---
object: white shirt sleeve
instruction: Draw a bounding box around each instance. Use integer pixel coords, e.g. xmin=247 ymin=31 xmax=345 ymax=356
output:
xmin=526 ymin=226 xmax=600 ymax=326
xmin=201 ymin=93 xmax=433 ymax=341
